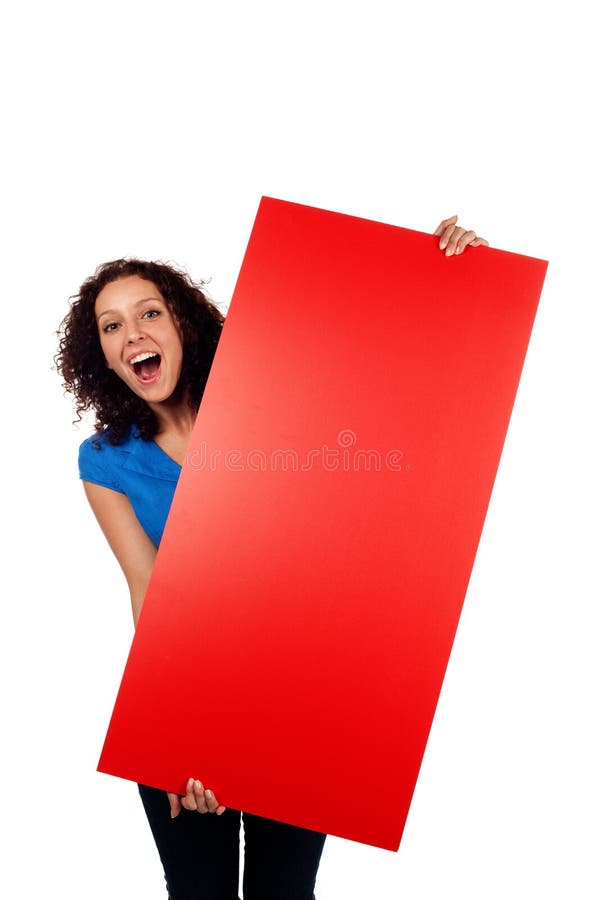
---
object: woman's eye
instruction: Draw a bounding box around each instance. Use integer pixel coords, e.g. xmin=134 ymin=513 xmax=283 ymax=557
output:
xmin=102 ymin=322 xmax=119 ymax=333
xmin=142 ymin=309 xmax=160 ymax=319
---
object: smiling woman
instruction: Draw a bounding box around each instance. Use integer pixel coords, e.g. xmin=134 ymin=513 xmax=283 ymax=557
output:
xmin=55 ymin=255 xmax=332 ymax=900
xmin=54 ymin=218 xmax=486 ymax=900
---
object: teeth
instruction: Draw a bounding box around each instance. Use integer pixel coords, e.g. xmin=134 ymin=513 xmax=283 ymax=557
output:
xmin=130 ymin=352 xmax=159 ymax=365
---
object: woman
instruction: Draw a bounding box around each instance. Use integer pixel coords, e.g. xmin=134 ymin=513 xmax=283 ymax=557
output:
xmin=56 ymin=214 xmax=487 ymax=899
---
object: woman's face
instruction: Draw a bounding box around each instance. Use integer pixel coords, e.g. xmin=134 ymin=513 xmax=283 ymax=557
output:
xmin=95 ymin=275 xmax=185 ymax=406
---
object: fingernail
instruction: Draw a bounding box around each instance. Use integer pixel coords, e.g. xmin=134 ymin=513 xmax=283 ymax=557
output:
xmin=187 ymin=778 xmax=194 ymax=790
xmin=194 ymin=780 xmax=202 ymax=791
xmin=205 ymin=789 xmax=213 ymax=800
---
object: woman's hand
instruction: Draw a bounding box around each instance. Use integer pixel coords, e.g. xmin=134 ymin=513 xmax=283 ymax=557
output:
xmin=434 ymin=215 xmax=489 ymax=256
xmin=167 ymin=778 xmax=227 ymax=818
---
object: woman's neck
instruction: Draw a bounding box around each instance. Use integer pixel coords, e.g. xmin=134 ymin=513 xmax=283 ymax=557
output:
xmin=148 ymin=396 xmax=197 ymax=467
xmin=149 ymin=393 xmax=197 ymax=440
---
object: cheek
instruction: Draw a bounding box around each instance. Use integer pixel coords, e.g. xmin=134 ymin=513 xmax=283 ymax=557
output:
xmin=170 ymin=331 xmax=185 ymax=366
xmin=98 ymin=335 xmax=113 ymax=370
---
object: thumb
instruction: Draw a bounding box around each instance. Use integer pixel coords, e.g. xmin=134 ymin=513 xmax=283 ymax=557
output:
xmin=167 ymin=792 xmax=182 ymax=819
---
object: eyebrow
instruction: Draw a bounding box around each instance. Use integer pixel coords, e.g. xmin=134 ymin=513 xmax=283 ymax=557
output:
xmin=96 ymin=296 xmax=166 ymax=321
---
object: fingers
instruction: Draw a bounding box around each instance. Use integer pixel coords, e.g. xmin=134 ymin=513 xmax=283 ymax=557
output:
xmin=452 ymin=229 xmax=476 ymax=255
xmin=167 ymin=791 xmax=182 ymax=819
xmin=181 ymin=778 xmax=209 ymax=813
xmin=450 ymin=229 xmax=488 ymax=255
xmin=440 ymin=224 xmax=467 ymax=254
xmin=204 ymin=789 xmax=224 ymax=814
xmin=434 ymin=216 xmax=488 ymax=255
xmin=178 ymin=778 xmax=225 ymax=815
xmin=433 ymin=214 xmax=458 ymax=237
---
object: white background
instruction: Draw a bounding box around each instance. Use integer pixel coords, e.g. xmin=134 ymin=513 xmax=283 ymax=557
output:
xmin=2 ymin=1 xmax=598 ymax=897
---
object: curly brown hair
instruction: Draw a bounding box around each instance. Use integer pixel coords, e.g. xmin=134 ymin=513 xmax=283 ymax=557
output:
xmin=56 ymin=258 xmax=225 ymax=444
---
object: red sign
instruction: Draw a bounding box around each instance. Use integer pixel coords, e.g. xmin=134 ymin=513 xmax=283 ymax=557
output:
xmin=98 ymin=198 xmax=547 ymax=850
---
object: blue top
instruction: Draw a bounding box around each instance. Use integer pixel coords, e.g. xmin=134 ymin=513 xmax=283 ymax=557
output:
xmin=78 ymin=425 xmax=181 ymax=547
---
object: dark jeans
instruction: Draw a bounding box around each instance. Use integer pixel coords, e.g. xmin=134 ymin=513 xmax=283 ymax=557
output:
xmin=138 ymin=784 xmax=326 ymax=900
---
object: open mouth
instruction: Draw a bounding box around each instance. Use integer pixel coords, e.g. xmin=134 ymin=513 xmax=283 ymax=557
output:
xmin=130 ymin=352 xmax=161 ymax=383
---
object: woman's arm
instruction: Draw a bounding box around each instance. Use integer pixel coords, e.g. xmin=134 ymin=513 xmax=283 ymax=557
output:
xmin=82 ymin=481 xmax=157 ymax=627
xmin=82 ymin=481 xmax=226 ymax=816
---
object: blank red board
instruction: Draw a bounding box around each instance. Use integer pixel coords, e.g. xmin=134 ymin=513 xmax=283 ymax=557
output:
xmin=98 ymin=197 xmax=547 ymax=851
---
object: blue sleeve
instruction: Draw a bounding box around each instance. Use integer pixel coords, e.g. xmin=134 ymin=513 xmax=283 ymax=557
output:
xmin=78 ymin=437 xmax=125 ymax=493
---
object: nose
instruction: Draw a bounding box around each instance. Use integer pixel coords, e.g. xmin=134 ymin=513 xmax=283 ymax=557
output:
xmin=125 ymin=321 xmax=146 ymax=344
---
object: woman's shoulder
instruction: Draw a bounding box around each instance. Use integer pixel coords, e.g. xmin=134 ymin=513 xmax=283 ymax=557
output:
xmin=78 ymin=424 xmax=141 ymax=488
xmin=79 ymin=423 xmax=140 ymax=453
